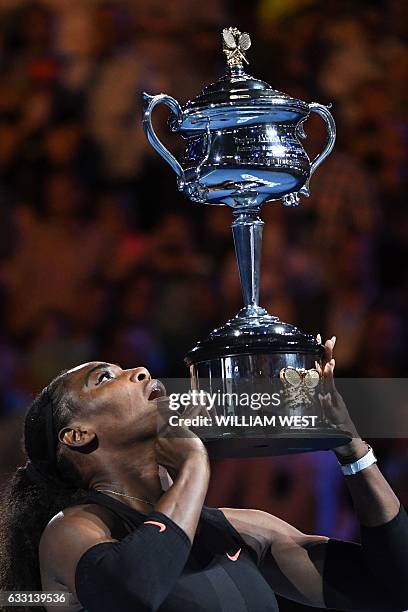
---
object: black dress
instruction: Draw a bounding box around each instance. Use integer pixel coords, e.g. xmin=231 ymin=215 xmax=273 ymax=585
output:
xmin=67 ymin=489 xmax=279 ymax=611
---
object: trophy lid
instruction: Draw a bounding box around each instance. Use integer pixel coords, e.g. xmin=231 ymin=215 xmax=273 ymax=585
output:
xmin=178 ymin=27 xmax=309 ymax=131
xmin=185 ymin=309 xmax=323 ymax=365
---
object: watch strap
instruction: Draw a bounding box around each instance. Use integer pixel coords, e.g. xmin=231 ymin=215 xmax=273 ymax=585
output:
xmin=340 ymin=445 xmax=377 ymax=475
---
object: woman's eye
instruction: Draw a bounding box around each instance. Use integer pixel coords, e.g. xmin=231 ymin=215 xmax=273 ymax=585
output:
xmin=96 ymin=371 xmax=114 ymax=385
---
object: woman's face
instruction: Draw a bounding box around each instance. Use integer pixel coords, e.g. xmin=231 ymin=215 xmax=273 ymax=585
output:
xmin=63 ymin=362 xmax=166 ymax=449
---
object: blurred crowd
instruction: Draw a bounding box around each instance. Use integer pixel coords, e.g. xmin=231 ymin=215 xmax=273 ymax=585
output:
xmin=0 ymin=0 xmax=407 ymax=552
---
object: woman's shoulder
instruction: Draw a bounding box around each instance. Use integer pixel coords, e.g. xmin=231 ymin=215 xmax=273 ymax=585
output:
xmin=39 ymin=502 xmax=118 ymax=601
xmin=44 ymin=500 xmax=118 ymax=544
xmin=39 ymin=503 xmax=116 ymax=575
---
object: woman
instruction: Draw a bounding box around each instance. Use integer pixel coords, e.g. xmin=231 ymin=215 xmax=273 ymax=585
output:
xmin=0 ymin=338 xmax=407 ymax=612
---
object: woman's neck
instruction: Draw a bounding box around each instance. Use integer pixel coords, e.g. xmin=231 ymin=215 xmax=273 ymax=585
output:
xmin=87 ymin=443 xmax=164 ymax=513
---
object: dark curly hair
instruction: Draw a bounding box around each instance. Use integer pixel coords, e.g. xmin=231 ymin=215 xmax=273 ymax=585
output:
xmin=0 ymin=370 xmax=88 ymax=612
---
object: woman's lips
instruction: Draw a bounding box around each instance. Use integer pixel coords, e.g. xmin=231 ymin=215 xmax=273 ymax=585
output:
xmin=145 ymin=379 xmax=167 ymax=401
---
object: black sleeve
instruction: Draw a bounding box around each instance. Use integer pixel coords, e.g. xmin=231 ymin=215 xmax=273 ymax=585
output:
xmin=323 ymin=505 xmax=408 ymax=611
xmin=75 ymin=511 xmax=191 ymax=612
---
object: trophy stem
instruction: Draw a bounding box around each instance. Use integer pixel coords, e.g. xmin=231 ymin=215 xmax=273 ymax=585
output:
xmin=231 ymin=207 xmax=265 ymax=317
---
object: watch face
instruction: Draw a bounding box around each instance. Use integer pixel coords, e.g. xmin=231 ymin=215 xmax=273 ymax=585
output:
xmin=280 ymin=367 xmax=302 ymax=387
xmin=304 ymin=368 xmax=320 ymax=389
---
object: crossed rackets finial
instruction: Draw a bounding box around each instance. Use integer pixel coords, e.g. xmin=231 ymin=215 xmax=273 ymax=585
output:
xmin=222 ymin=27 xmax=251 ymax=68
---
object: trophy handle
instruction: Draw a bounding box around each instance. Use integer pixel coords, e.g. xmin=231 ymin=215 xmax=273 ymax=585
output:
xmin=300 ymin=102 xmax=336 ymax=197
xmin=142 ymin=93 xmax=185 ymax=186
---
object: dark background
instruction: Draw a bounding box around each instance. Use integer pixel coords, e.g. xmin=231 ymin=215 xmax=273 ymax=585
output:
xmin=0 ymin=1 xmax=407 ymax=609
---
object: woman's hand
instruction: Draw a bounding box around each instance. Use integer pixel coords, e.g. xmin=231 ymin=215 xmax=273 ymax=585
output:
xmin=155 ymin=431 xmax=209 ymax=482
xmin=155 ymin=399 xmax=210 ymax=482
xmin=318 ymin=337 xmax=367 ymax=461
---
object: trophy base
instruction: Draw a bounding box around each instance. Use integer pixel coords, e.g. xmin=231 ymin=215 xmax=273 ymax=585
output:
xmin=203 ymin=427 xmax=353 ymax=458
xmin=185 ymin=310 xmax=350 ymax=458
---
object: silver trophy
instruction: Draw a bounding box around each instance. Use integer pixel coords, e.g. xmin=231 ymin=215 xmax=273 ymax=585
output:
xmin=143 ymin=27 xmax=351 ymax=457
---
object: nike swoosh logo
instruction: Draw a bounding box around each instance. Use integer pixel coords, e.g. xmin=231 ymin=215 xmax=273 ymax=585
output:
xmin=143 ymin=520 xmax=167 ymax=532
xmin=226 ymin=547 xmax=241 ymax=561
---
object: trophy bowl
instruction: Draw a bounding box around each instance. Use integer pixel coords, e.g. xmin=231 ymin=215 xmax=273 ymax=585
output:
xmin=143 ymin=27 xmax=335 ymax=208
xmin=143 ymin=27 xmax=352 ymax=457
